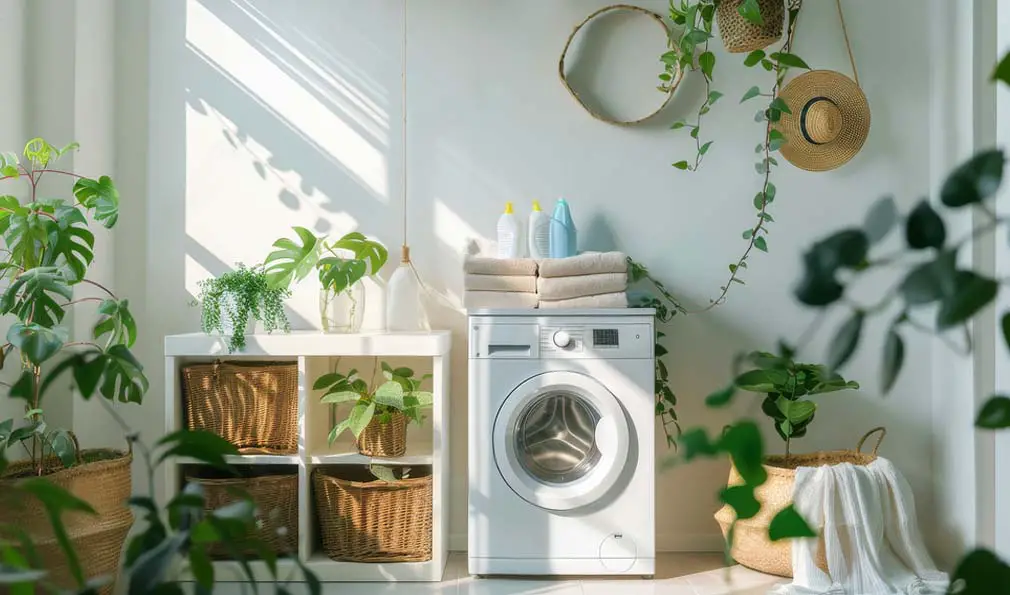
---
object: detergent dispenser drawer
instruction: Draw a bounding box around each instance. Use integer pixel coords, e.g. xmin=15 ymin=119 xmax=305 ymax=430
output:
xmin=470 ymin=323 xmax=540 ymax=359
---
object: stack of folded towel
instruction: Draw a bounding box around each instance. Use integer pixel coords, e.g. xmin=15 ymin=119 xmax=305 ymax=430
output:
xmin=537 ymin=252 xmax=628 ymax=308
xmin=463 ymin=256 xmax=539 ymax=309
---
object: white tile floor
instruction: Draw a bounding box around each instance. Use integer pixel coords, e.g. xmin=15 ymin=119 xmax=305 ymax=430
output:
xmin=305 ymin=553 xmax=786 ymax=594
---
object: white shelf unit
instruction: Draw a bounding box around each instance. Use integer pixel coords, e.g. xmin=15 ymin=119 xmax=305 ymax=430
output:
xmin=163 ymin=330 xmax=452 ymax=582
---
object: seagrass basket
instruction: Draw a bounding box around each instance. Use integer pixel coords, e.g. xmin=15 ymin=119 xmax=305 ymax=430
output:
xmin=313 ymin=466 xmax=432 ymax=562
xmin=716 ymin=0 xmax=784 ymax=53
xmin=182 ymin=360 xmax=298 ymax=454
xmin=714 ymin=427 xmax=886 ymax=577
xmin=355 ymin=412 xmax=408 ymax=458
xmin=186 ymin=467 xmax=299 ymax=557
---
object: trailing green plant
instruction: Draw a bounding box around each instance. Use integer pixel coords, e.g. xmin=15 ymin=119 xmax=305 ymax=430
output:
xmin=315 ymin=359 xmax=432 ymax=445
xmin=197 ymin=263 xmax=290 ymax=353
xmin=0 ymin=138 xmax=148 ymax=478
xmin=711 ymin=348 xmax=859 ymax=456
xmin=264 ymin=226 xmax=387 ymax=294
xmin=677 ymin=49 xmax=1010 ymax=590
xmin=0 ymin=370 xmax=321 ymax=592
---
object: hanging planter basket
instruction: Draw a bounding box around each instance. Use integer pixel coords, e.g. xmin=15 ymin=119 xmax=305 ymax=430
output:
xmin=716 ymin=0 xmax=785 ymax=53
xmin=356 ymin=411 xmax=408 ymax=458
xmin=714 ymin=427 xmax=886 ymax=577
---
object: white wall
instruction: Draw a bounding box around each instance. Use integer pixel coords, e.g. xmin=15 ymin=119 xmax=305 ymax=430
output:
xmin=134 ymin=0 xmax=944 ymax=553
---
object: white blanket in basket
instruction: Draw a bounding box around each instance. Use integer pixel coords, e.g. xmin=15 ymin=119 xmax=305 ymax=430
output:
xmin=770 ymin=457 xmax=948 ymax=595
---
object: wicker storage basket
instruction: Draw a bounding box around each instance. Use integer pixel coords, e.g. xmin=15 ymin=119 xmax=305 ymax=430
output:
xmin=716 ymin=0 xmax=784 ymax=53
xmin=714 ymin=427 xmax=886 ymax=577
xmin=183 ymin=360 xmax=298 ymax=454
xmin=0 ymin=444 xmax=133 ymax=594
xmin=186 ymin=467 xmax=299 ymax=557
xmin=313 ymin=466 xmax=432 ymax=562
xmin=356 ymin=412 xmax=408 ymax=458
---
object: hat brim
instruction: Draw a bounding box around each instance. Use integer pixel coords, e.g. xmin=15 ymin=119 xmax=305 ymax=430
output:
xmin=774 ymin=70 xmax=870 ymax=172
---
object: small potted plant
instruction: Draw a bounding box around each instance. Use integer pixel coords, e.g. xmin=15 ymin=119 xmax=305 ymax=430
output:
xmin=263 ymin=227 xmax=387 ymax=333
xmin=197 ymin=263 xmax=291 ymax=353
xmin=314 ymin=360 xmax=432 ymax=457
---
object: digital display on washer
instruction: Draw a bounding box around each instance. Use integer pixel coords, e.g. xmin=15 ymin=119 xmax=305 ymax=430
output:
xmin=593 ymin=328 xmax=619 ymax=347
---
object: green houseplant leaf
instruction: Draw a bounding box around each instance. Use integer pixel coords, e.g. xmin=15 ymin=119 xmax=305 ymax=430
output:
xmin=976 ymin=395 xmax=1010 ymax=429
xmin=348 ymin=401 xmax=376 ymax=439
xmin=263 ymin=226 xmax=320 ymax=289
xmin=905 ymin=200 xmax=946 ymax=249
xmin=826 ymin=310 xmax=863 ymax=371
xmin=881 ymin=329 xmax=905 ymax=394
xmin=0 ymin=267 xmax=72 ymax=328
xmin=93 ymin=299 xmax=138 ymax=348
xmin=96 ymin=345 xmax=150 ymax=404
xmin=72 ymin=176 xmax=120 ymax=228
xmin=317 ymin=257 xmax=367 ymax=294
xmin=330 ymin=232 xmax=388 ymax=275
xmin=940 ymin=149 xmax=1004 ymax=208
xmin=936 ymin=271 xmax=998 ymax=329
xmin=41 ymin=205 xmax=94 ymax=284
xmin=6 ymin=322 xmax=67 ymax=365
xmin=768 ymin=505 xmax=817 ymax=541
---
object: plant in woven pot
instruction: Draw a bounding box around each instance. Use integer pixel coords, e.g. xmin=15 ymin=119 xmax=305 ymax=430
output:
xmin=0 ymin=138 xmax=149 ymax=591
xmin=315 ymin=360 xmax=432 ymax=458
xmin=196 ymin=263 xmax=291 ymax=353
xmin=263 ymin=226 xmax=387 ymax=333
xmin=716 ymin=0 xmax=784 ymax=53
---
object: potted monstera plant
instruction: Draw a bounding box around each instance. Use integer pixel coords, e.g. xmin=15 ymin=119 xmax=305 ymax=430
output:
xmin=0 ymin=138 xmax=148 ymax=590
xmin=264 ymin=227 xmax=387 ymax=333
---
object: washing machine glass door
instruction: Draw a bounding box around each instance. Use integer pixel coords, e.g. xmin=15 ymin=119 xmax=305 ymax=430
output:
xmin=493 ymin=370 xmax=631 ymax=511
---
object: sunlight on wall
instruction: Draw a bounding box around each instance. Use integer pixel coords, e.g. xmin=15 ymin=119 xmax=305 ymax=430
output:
xmin=434 ymin=198 xmax=491 ymax=255
xmin=186 ymin=0 xmax=388 ymax=200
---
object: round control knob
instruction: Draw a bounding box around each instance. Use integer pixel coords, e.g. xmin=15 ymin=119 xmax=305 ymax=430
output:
xmin=553 ymin=330 xmax=572 ymax=348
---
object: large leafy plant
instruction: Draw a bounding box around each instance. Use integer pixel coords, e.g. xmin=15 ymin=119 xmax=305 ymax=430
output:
xmin=263 ymin=226 xmax=387 ymax=294
xmin=196 ymin=263 xmax=290 ymax=353
xmin=0 ymin=139 xmax=148 ymax=477
xmin=315 ymin=360 xmax=432 ymax=445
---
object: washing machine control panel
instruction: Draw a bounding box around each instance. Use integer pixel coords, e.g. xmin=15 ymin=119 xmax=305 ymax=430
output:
xmin=540 ymin=324 xmax=651 ymax=359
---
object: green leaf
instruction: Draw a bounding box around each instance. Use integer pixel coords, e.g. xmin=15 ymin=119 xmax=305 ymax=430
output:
xmin=768 ymin=97 xmax=792 ymax=115
xmin=905 ymin=200 xmax=946 ymax=249
xmin=743 ymin=49 xmax=765 ymax=67
xmin=670 ymin=121 xmax=686 ymax=130
xmin=720 ymin=422 xmax=766 ymax=486
xmin=994 ymin=51 xmax=1010 ymax=85
xmin=0 ymin=267 xmax=72 ymax=328
xmin=318 ymin=257 xmax=367 ymax=294
xmin=976 ymin=395 xmax=1010 ymax=429
xmin=72 ymin=176 xmax=119 ymax=228
xmin=940 ymin=149 xmax=1005 ymax=207
xmin=348 ymin=401 xmax=376 ymax=438
xmin=96 ymin=345 xmax=149 ymax=404
xmin=49 ymin=430 xmax=76 ymax=468
xmin=319 ymin=390 xmax=361 ymax=404
xmin=684 ymin=29 xmax=711 ymax=45
xmin=704 ymin=384 xmax=736 ymax=408
xmin=42 ymin=206 xmax=95 ymax=283
xmin=881 ymin=329 xmax=904 ymax=394
xmin=936 ymin=271 xmax=998 ymax=329
xmin=369 ymin=464 xmax=397 ymax=483
xmin=690 ymin=127 xmax=699 ymax=139
xmin=742 ymin=229 xmax=753 ymax=240
xmin=658 ymin=73 xmax=671 ymax=82
xmin=768 ymin=505 xmax=817 ymax=541
xmin=761 ymin=58 xmax=774 ymax=71
xmin=754 ymin=236 xmax=768 ymax=252
xmin=740 ymin=86 xmax=761 ymax=103
xmin=330 ymin=232 xmax=389 ymax=275
xmin=126 ymin=532 xmax=188 ymax=595
xmin=0 ymin=564 xmax=46 ymax=585
xmin=736 ymin=0 xmax=763 ymax=25
xmin=707 ymin=90 xmax=723 ymax=105
xmin=735 ymin=368 xmax=787 ymax=393
xmin=720 ymin=485 xmax=760 ymax=520
xmin=313 ymin=372 xmax=347 ymax=391
xmin=680 ymin=428 xmax=719 ymax=461
xmin=699 ymin=51 xmax=715 ymax=80
xmin=1003 ymin=312 xmax=1010 ymax=355
xmin=827 ymin=311 xmax=863 ymax=370
xmin=770 ymin=52 xmax=811 ymax=70
xmin=768 ymin=129 xmax=787 ymax=152
xmin=863 ymin=195 xmax=898 ymax=244
xmin=898 ymin=250 xmax=956 ymax=305
xmin=776 ymin=397 xmax=816 ymax=424
xmin=7 ymin=322 xmax=66 ymax=365
xmin=156 ymin=429 xmax=238 ymax=469
xmin=949 ymin=548 xmax=1010 ymax=594
xmin=93 ymin=299 xmax=138 ymax=348
xmin=373 ymin=381 xmax=406 ymax=409
xmin=672 ymin=161 xmax=689 ymax=170
xmin=327 ymin=419 xmax=351 ymax=445
xmin=699 ymin=141 xmax=713 ymax=155
xmin=263 ymin=226 xmax=320 ymax=289
xmin=189 ymin=546 xmax=214 ymax=590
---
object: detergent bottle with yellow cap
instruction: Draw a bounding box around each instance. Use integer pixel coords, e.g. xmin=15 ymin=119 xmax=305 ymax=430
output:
xmin=496 ymin=201 xmax=522 ymax=258
xmin=527 ymin=200 xmax=550 ymax=259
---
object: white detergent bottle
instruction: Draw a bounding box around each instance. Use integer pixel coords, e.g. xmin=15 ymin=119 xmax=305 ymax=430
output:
xmin=527 ymin=201 xmax=550 ymax=259
xmin=496 ymin=201 xmax=521 ymax=258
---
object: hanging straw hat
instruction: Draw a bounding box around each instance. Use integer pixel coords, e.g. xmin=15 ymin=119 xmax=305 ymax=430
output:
xmin=774 ymin=70 xmax=870 ymax=172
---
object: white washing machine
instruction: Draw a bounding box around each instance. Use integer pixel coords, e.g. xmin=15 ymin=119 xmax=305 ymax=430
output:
xmin=467 ymin=309 xmax=655 ymax=577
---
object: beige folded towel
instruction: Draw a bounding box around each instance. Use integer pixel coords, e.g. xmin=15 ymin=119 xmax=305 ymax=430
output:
xmin=538 ymin=292 xmax=628 ymax=309
xmin=538 ymin=252 xmax=628 ymax=278
xmin=464 ymin=274 xmax=537 ymax=293
xmin=537 ymin=272 xmax=627 ymax=301
xmin=464 ymin=256 xmax=538 ymax=276
xmin=464 ymin=291 xmax=538 ymax=310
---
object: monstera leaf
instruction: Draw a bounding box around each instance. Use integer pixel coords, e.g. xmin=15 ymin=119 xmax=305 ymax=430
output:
xmin=42 ymin=204 xmax=95 ymax=283
xmin=2 ymin=207 xmax=52 ymax=270
xmin=331 ymin=232 xmax=388 ymax=275
xmin=93 ymin=299 xmax=138 ymax=348
xmin=0 ymin=267 xmax=72 ymax=327
xmin=263 ymin=226 xmax=320 ymax=289
xmin=97 ymin=345 xmax=148 ymax=404
xmin=72 ymin=175 xmax=119 ymax=228
xmin=317 ymin=257 xmax=367 ymax=294
xmin=7 ymin=322 xmax=67 ymax=364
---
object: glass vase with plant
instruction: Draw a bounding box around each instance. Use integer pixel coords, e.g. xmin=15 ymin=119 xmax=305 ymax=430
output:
xmin=314 ymin=360 xmax=432 ymax=457
xmin=197 ymin=264 xmax=290 ymax=353
xmin=263 ymin=227 xmax=387 ymax=333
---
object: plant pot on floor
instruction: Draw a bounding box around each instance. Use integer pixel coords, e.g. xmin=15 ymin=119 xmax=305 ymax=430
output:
xmin=713 ymin=427 xmax=886 ymax=577
xmin=356 ymin=412 xmax=408 ymax=458
xmin=319 ymin=282 xmax=365 ymax=334
xmin=716 ymin=0 xmax=785 ymax=53
xmin=0 ymin=442 xmax=133 ymax=594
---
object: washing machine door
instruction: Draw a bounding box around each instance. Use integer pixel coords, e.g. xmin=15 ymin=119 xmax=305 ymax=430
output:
xmin=493 ymin=370 xmax=631 ymax=511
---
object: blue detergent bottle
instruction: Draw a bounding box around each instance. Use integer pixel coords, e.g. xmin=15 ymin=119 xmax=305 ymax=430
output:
xmin=549 ymin=198 xmax=577 ymax=258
